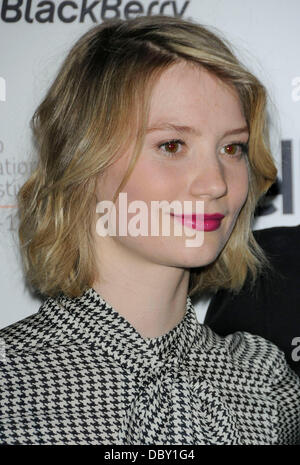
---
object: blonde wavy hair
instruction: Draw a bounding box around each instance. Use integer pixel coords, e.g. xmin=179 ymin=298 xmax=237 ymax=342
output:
xmin=17 ymin=15 xmax=277 ymax=299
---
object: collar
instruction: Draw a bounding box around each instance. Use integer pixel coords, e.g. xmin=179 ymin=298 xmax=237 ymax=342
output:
xmin=42 ymin=287 xmax=213 ymax=372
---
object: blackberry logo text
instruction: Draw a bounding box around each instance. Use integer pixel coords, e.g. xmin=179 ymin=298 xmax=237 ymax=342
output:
xmin=1 ymin=0 xmax=190 ymax=23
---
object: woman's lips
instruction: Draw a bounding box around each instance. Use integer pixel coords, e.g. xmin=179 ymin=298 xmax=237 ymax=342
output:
xmin=170 ymin=213 xmax=225 ymax=231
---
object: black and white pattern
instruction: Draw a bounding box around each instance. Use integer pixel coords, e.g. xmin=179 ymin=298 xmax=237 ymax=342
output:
xmin=0 ymin=287 xmax=300 ymax=445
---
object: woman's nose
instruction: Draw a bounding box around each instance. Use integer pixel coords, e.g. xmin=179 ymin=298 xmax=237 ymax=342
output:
xmin=188 ymin=152 xmax=228 ymax=200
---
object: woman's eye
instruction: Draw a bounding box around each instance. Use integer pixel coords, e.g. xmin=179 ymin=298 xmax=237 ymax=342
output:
xmin=221 ymin=142 xmax=248 ymax=158
xmin=158 ymin=139 xmax=185 ymax=156
xmin=157 ymin=140 xmax=248 ymax=159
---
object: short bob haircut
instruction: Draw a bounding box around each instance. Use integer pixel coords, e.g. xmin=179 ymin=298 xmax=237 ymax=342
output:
xmin=18 ymin=15 xmax=277 ymax=299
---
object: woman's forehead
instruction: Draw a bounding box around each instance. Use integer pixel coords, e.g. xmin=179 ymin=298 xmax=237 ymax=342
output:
xmin=147 ymin=62 xmax=246 ymax=135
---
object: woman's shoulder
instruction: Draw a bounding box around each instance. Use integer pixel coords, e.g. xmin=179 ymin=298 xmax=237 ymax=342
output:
xmin=224 ymin=330 xmax=284 ymax=368
xmin=226 ymin=330 xmax=300 ymax=444
xmin=222 ymin=329 xmax=300 ymax=413
xmin=224 ymin=330 xmax=294 ymax=375
xmin=199 ymin=326 xmax=300 ymax=443
xmin=0 ymin=296 xmax=69 ymax=355
xmin=204 ymin=324 xmax=299 ymax=384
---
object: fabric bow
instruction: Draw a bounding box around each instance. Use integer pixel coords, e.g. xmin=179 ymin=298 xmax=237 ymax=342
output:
xmin=118 ymin=357 xmax=244 ymax=445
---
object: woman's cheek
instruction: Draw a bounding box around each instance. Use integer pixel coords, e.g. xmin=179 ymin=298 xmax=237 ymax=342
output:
xmin=231 ymin=161 xmax=249 ymax=209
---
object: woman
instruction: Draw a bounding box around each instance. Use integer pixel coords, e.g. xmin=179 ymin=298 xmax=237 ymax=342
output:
xmin=0 ymin=15 xmax=299 ymax=445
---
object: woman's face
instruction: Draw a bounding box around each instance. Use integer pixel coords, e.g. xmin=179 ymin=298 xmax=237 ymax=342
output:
xmin=95 ymin=61 xmax=249 ymax=269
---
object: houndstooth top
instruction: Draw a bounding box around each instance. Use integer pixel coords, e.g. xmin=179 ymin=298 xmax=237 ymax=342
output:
xmin=0 ymin=287 xmax=300 ymax=445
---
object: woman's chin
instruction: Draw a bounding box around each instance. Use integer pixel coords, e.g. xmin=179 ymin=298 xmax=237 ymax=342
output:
xmin=168 ymin=245 xmax=223 ymax=269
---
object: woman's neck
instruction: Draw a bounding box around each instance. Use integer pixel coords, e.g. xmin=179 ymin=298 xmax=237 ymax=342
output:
xmin=92 ymin=240 xmax=190 ymax=338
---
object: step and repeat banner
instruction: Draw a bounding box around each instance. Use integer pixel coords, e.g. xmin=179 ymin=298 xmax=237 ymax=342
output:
xmin=0 ymin=0 xmax=299 ymax=327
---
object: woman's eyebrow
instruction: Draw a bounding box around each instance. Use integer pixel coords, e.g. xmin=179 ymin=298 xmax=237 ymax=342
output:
xmin=223 ymin=126 xmax=249 ymax=137
xmin=146 ymin=123 xmax=249 ymax=137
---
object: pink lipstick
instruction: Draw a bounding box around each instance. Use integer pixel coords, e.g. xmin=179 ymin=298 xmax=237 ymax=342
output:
xmin=170 ymin=213 xmax=225 ymax=231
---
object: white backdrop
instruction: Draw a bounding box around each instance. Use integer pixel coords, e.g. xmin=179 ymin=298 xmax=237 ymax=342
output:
xmin=0 ymin=0 xmax=299 ymax=328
